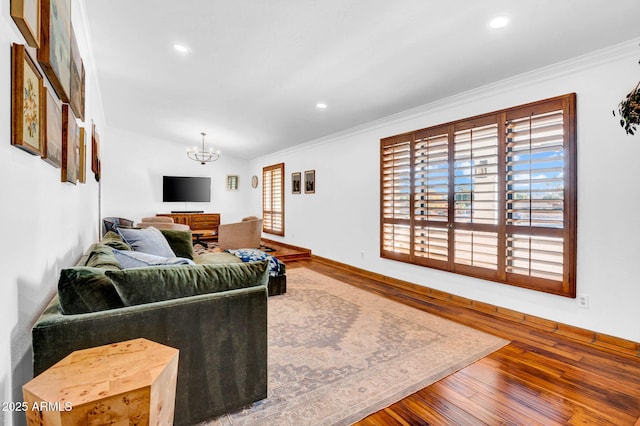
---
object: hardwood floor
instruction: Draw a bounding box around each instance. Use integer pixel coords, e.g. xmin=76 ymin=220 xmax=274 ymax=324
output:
xmin=285 ymin=259 xmax=640 ymax=425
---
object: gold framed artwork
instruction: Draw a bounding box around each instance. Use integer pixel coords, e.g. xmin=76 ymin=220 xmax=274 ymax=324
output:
xmin=69 ymin=25 xmax=85 ymax=120
xmin=11 ymin=0 xmax=41 ymax=48
xmin=292 ymin=172 xmax=301 ymax=194
xmin=38 ymin=0 xmax=71 ymax=102
xmin=91 ymin=121 xmax=101 ymax=182
xmin=11 ymin=43 xmax=43 ymax=156
xmin=61 ymin=104 xmax=78 ymax=184
xmin=42 ymin=86 xmax=62 ymax=167
xmin=78 ymin=127 xmax=86 ymax=183
xmin=304 ymin=170 xmax=315 ymax=194
xmin=91 ymin=120 xmax=100 ymax=182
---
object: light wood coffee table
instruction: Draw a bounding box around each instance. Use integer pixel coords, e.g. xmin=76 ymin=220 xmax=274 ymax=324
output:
xmin=23 ymin=338 xmax=179 ymax=425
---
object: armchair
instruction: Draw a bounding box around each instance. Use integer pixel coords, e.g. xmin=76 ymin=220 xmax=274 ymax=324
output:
xmin=102 ymin=217 xmax=134 ymax=235
xmin=218 ymin=217 xmax=263 ymax=250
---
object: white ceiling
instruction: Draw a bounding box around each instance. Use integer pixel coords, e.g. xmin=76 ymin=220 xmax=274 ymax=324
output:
xmin=83 ymin=0 xmax=640 ymax=159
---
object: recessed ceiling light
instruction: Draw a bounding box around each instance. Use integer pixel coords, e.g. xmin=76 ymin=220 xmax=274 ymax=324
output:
xmin=316 ymin=103 xmax=327 ymax=109
xmin=489 ymin=16 xmax=509 ymax=29
xmin=173 ymin=43 xmax=190 ymax=53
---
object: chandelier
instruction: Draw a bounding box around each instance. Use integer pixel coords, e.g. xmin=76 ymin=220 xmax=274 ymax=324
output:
xmin=187 ymin=132 xmax=221 ymax=165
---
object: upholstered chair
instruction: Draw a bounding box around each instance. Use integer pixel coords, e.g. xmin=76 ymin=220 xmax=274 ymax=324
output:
xmin=217 ymin=217 xmax=263 ymax=250
xmin=102 ymin=217 xmax=135 ymax=235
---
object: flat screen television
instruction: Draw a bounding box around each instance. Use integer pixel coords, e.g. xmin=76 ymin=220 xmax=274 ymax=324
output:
xmin=163 ymin=176 xmax=211 ymax=202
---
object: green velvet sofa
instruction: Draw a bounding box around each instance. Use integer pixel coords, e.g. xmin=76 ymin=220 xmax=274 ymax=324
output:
xmin=31 ymin=230 xmax=269 ymax=426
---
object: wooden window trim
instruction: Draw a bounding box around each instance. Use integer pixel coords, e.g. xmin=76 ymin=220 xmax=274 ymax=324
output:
xmin=380 ymin=94 xmax=577 ymax=297
xmin=262 ymin=162 xmax=285 ymax=236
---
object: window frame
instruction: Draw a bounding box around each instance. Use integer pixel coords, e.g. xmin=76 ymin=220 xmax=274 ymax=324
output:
xmin=262 ymin=162 xmax=285 ymax=236
xmin=380 ymin=94 xmax=577 ymax=297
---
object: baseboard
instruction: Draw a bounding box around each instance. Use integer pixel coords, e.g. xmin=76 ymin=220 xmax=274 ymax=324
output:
xmin=312 ymin=254 xmax=640 ymax=358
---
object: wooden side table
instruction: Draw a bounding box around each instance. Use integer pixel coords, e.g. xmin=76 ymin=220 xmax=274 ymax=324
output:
xmin=23 ymin=338 xmax=179 ymax=426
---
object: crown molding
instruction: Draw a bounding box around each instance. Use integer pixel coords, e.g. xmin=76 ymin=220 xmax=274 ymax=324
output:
xmin=259 ymin=37 xmax=640 ymax=161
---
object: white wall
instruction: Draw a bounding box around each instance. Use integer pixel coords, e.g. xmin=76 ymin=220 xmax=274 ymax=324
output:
xmin=0 ymin=1 xmax=105 ymax=424
xmin=101 ymin=126 xmax=256 ymax=224
xmin=251 ymin=38 xmax=640 ymax=343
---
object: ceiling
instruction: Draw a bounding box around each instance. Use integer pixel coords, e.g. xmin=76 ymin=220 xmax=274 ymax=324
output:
xmin=83 ymin=0 xmax=640 ymax=159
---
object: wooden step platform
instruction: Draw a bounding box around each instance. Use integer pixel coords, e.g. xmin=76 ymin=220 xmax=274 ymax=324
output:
xmin=260 ymin=238 xmax=311 ymax=262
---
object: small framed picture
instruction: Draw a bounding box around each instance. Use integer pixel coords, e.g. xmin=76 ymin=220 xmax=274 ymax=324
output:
xmin=11 ymin=43 xmax=43 ymax=156
xmin=69 ymin=25 xmax=85 ymax=120
xmin=41 ymin=86 xmax=62 ymax=167
xmin=292 ymin=172 xmax=301 ymax=194
xmin=78 ymin=126 xmax=86 ymax=183
xmin=91 ymin=120 xmax=101 ymax=181
xmin=304 ymin=170 xmax=315 ymax=194
xmin=61 ymin=104 xmax=78 ymax=184
xmin=11 ymin=0 xmax=41 ymax=48
xmin=38 ymin=0 xmax=71 ymax=102
xmin=226 ymin=175 xmax=239 ymax=191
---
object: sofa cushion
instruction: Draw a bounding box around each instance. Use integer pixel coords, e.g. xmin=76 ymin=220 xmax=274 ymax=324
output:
xmin=58 ymin=267 xmax=125 ymax=314
xmin=117 ymin=226 xmax=176 ymax=258
xmin=113 ymin=249 xmax=195 ymax=269
xmin=84 ymin=244 xmax=122 ymax=270
xmin=193 ymin=252 xmax=243 ymax=265
xmin=100 ymin=231 xmax=132 ymax=251
xmin=160 ymin=229 xmax=194 ymax=260
xmin=106 ymin=261 xmax=269 ymax=306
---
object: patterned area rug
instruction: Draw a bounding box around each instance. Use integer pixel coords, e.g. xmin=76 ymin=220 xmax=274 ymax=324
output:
xmin=206 ymin=268 xmax=508 ymax=425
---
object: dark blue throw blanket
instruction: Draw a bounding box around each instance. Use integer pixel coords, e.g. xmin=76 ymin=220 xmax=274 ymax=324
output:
xmin=225 ymin=249 xmax=282 ymax=277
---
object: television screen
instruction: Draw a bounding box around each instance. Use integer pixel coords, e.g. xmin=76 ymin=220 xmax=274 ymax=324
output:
xmin=163 ymin=176 xmax=211 ymax=202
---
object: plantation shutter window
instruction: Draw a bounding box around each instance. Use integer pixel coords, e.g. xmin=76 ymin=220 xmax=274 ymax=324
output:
xmin=380 ymin=94 xmax=576 ymax=297
xmin=412 ymin=127 xmax=450 ymax=269
xmin=262 ymin=163 xmax=284 ymax=236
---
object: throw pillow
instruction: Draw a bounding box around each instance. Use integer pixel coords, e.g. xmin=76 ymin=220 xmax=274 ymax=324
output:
xmin=160 ymin=229 xmax=194 ymax=260
xmin=106 ymin=261 xmax=269 ymax=306
xmin=101 ymin=231 xmax=132 ymax=251
xmin=117 ymin=226 xmax=176 ymax=258
xmin=84 ymin=244 xmax=122 ymax=270
xmin=112 ymin=249 xmax=195 ymax=269
xmin=58 ymin=267 xmax=125 ymax=314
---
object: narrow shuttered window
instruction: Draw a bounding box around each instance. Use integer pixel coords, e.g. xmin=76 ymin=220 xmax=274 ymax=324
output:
xmin=380 ymin=94 xmax=576 ymax=297
xmin=262 ymin=163 xmax=284 ymax=236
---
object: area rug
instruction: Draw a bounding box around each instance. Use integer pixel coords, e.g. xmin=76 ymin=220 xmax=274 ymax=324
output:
xmin=206 ymin=268 xmax=508 ymax=426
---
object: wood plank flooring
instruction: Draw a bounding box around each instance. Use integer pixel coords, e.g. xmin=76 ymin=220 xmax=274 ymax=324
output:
xmin=285 ymin=259 xmax=640 ymax=425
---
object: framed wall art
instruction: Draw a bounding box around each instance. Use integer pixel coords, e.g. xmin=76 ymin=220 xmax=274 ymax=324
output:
xmin=78 ymin=127 xmax=86 ymax=183
xmin=304 ymin=170 xmax=315 ymax=194
xmin=41 ymin=86 xmax=62 ymax=167
xmin=91 ymin=120 xmax=101 ymax=182
xmin=38 ymin=0 xmax=71 ymax=102
xmin=11 ymin=0 xmax=41 ymax=48
xmin=226 ymin=175 xmax=239 ymax=191
xmin=69 ymin=25 xmax=85 ymax=120
xmin=61 ymin=104 xmax=78 ymax=184
xmin=11 ymin=43 xmax=43 ymax=156
xmin=291 ymin=172 xmax=301 ymax=194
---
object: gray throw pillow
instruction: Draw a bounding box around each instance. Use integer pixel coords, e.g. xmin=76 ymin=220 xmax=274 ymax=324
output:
xmin=113 ymin=249 xmax=195 ymax=269
xmin=117 ymin=226 xmax=176 ymax=258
